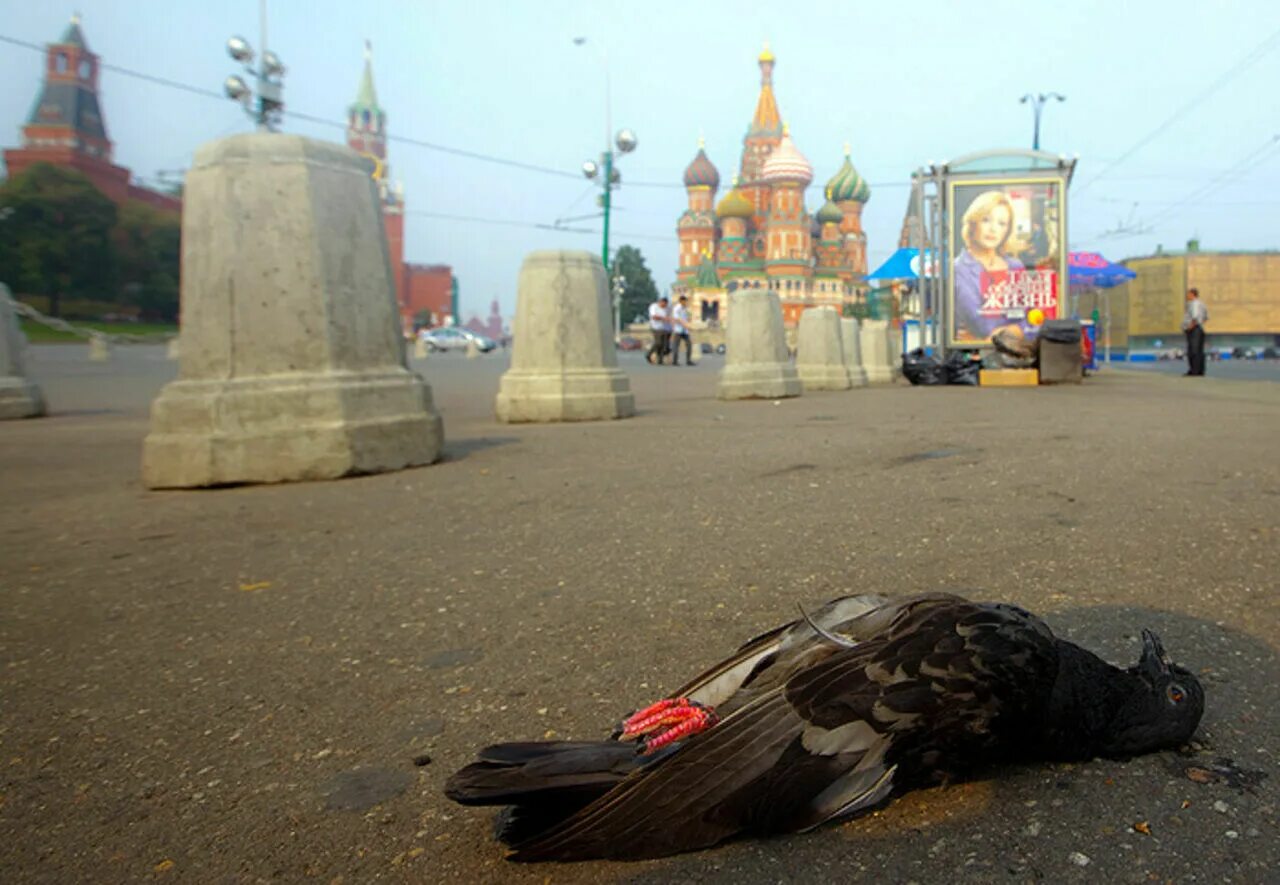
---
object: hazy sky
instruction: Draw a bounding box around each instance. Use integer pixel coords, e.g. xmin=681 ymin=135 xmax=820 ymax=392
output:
xmin=3 ymin=1 xmax=1279 ymax=322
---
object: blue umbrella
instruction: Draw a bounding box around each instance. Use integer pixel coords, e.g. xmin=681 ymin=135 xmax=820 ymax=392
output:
xmin=1068 ymin=251 xmax=1135 ymax=289
xmin=868 ymin=248 xmax=937 ymax=282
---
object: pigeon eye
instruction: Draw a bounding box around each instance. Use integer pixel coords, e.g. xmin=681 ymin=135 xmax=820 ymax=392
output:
xmin=1167 ymin=684 xmax=1186 ymax=705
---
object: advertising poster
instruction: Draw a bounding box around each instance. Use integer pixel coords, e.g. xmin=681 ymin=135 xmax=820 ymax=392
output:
xmin=946 ymin=177 xmax=1066 ymax=347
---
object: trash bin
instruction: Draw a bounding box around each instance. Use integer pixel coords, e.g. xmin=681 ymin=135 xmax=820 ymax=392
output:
xmin=1080 ymin=320 xmax=1097 ymax=372
xmin=1038 ymin=319 xmax=1083 ymax=384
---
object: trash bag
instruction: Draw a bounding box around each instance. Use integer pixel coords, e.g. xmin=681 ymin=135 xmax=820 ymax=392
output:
xmin=902 ymin=348 xmax=946 ymax=386
xmin=992 ymin=327 xmax=1039 ymax=368
xmin=945 ymin=351 xmax=981 ymax=386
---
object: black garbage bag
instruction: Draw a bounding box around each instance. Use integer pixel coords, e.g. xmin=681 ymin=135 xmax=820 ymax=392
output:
xmin=902 ymin=348 xmax=946 ymax=386
xmin=945 ymin=351 xmax=981 ymax=386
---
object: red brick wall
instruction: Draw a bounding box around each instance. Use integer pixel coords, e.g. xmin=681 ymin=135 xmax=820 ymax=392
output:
xmin=402 ymin=264 xmax=453 ymax=328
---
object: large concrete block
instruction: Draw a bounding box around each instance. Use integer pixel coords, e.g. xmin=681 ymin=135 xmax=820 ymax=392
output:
xmin=717 ymin=290 xmax=801 ymax=400
xmin=142 ymin=133 xmax=443 ymax=488
xmin=0 ymin=285 xmax=46 ymax=419
xmin=795 ymin=306 xmax=851 ymax=391
xmin=840 ymin=317 xmax=868 ymax=388
xmin=495 ymin=250 xmax=634 ymax=422
xmin=860 ymin=318 xmax=895 ymax=384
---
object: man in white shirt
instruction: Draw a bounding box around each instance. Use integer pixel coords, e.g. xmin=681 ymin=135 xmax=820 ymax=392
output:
xmin=1181 ymin=288 xmax=1208 ymax=376
xmin=646 ymin=296 xmax=671 ymax=365
xmin=670 ymin=295 xmax=693 ymax=366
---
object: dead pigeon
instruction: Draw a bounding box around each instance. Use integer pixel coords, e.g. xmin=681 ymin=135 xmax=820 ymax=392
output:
xmin=445 ymin=593 xmax=1204 ymax=861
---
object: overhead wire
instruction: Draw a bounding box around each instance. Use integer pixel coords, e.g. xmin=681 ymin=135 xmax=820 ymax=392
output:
xmin=1074 ymin=23 xmax=1280 ymax=194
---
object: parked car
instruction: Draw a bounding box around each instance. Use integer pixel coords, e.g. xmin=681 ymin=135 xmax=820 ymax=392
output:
xmin=418 ymin=327 xmax=496 ymax=353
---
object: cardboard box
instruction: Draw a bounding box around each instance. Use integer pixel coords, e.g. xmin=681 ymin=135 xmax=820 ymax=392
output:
xmin=979 ymin=368 xmax=1039 ymax=387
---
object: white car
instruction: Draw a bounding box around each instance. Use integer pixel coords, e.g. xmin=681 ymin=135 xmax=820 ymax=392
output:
xmin=418 ymin=327 xmax=496 ymax=353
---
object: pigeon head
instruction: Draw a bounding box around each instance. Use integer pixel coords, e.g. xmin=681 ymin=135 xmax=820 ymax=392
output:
xmin=1100 ymin=629 xmax=1204 ymax=757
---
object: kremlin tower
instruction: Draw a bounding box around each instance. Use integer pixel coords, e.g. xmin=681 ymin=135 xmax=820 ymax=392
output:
xmin=672 ymin=46 xmax=871 ymax=327
xmin=2 ymin=15 xmax=179 ymax=214
xmin=345 ymin=43 xmax=454 ymax=332
xmin=346 ymin=41 xmax=407 ymax=310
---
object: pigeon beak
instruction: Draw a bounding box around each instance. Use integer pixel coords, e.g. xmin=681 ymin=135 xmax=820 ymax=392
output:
xmin=1139 ymin=629 xmax=1172 ymax=680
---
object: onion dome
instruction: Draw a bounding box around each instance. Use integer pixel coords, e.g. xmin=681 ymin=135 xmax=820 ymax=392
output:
xmin=716 ymin=178 xmax=754 ymax=219
xmin=816 ymin=194 xmax=844 ymax=225
xmin=759 ymin=126 xmax=812 ymax=185
xmin=826 ymin=143 xmax=871 ymax=203
xmin=683 ymin=139 xmax=720 ymax=189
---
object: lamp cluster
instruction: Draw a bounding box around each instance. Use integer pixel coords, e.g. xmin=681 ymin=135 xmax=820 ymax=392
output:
xmin=224 ymin=35 xmax=286 ymax=131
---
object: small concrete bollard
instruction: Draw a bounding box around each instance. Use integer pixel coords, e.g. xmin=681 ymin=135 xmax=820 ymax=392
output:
xmin=495 ymin=250 xmax=634 ymax=422
xmin=887 ymin=322 xmax=904 ymax=382
xmin=840 ymin=317 xmax=868 ymax=388
xmin=413 ymin=336 xmax=428 ymax=359
xmin=716 ymin=290 xmax=801 ymax=400
xmin=142 ymin=133 xmax=444 ymax=488
xmin=88 ymin=334 xmax=111 ymax=362
xmin=465 ymin=338 xmax=480 ymax=359
xmin=795 ymin=306 xmax=851 ymax=391
xmin=0 ymin=284 xmax=46 ymax=419
xmin=860 ymin=319 xmax=895 ymax=384
xmin=166 ymin=337 xmax=180 ymax=360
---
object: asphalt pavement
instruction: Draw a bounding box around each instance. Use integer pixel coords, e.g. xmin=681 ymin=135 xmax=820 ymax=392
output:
xmin=2 ymin=344 xmax=1278 ymax=884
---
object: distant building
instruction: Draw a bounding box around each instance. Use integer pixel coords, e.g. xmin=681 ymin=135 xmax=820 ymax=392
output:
xmin=1074 ymin=243 xmax=1280 ymax=356
xmin=462 ymin=300 xmax=506 ymax=341
xmin=2 ymin=14 xmax=180 ymax=214
xmin=672 ymin=45 xmax=872 ymax=327
xmin=345 ymin=43 xmax=455 ymax=331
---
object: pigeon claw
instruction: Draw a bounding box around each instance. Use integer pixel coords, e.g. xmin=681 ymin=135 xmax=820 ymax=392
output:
xmin=618 ymin=697 xmax=718 ymax=754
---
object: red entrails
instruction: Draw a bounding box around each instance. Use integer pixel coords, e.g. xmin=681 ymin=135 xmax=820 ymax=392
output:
xmin=617 ymin=696 xmax=719 ymax=754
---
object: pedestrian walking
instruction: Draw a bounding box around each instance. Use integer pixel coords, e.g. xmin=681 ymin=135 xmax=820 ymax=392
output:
xmin=1182 ymin=288 xmax=1208 ymax=376
xmin=670 ymin=295 xmax=693 ymax=366
xmin=647 ymin=296 xmax=671 ymax=365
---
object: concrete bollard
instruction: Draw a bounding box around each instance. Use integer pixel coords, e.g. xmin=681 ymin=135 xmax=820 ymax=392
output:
xmin=465 ymin=338 xmax=480 ymax=359
xmin=0 ymin=284 xmax=46 ymax=419
xmin=166 ymin=337 xmax=180 ymax=360
xmin=887 ymin=322 xmax=904 ymax=382
xmin=88 ymin=334 xmax=111 ymax=362
xmin=142 ymin=133 xmax=444 ymax=488
xmin=795 ymin=306 xmax=851 ymax=391
xmin=413 ymin=336 xmax=428 ymax=359
xmin=716 ymin=290 xmax=801 ymax=400
xmin=495 ymin=250 xmax=634 ymax=422
xmin=860 ymin=318 xmax=894 ymax=384
xmin=840 ymin=317 xmax=868 ymax=388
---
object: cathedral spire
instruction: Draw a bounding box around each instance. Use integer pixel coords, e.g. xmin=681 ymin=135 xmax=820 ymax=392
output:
xmin=749 ymin=43 xmax=781 ymax=136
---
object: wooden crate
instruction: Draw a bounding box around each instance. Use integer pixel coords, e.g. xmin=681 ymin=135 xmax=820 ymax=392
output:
xmin=979 ymin=368 xmax=1039 ymax=387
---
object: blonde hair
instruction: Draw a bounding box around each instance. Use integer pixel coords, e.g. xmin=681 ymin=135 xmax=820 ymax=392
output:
xmin=961 ymin=190 xmax=1016 ymax=253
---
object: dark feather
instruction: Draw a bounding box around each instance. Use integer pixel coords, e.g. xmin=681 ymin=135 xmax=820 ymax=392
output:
xmin=446 ymin=593 xmax=1205 ymax=862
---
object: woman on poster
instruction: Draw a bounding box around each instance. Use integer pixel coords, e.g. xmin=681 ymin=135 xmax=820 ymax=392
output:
xmin=952 ymin=190 xmax=1024 ymax=343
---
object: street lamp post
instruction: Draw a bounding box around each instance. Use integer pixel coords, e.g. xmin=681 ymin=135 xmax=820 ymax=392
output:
xmin=1020 ymin=92 xmax=1065 ymax=151
xmin=224 ymin=1 xmax=286 ymax=131
xmin=574 ymin=38 xmax=637 ymax=276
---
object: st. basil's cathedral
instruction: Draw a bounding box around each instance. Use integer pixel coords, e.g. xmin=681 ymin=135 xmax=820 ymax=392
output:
xmin=673 ymin=46 xmax=871 ymax=328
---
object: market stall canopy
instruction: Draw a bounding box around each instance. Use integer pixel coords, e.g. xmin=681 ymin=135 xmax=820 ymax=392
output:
xmin=868 ymin=248 xmax=938 ymax=282
xmin=1068 ymin=251 xmax=1136 ymax=289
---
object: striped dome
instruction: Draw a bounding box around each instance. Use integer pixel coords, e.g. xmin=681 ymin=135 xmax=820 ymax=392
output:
xmin=826 ymin=145 xmax=870 ymax=203
xmin=816 ymin=197 xmax=844 ymax=225
xmin=759 ymin=130 xmax=812 ymax=185
xmin=683 ymin=146 xmax=721 ymax=189
xmin=715 ymin=181 xmax=754 ymax=219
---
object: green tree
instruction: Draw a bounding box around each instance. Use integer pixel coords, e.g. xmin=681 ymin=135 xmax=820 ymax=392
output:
xmin=0 ymin=163 xmax=118 ymax=317
xmin=612 ymin=244 xmax=659 ymax=327
xmin=115 ymin=200 xmax=181 ymax=321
